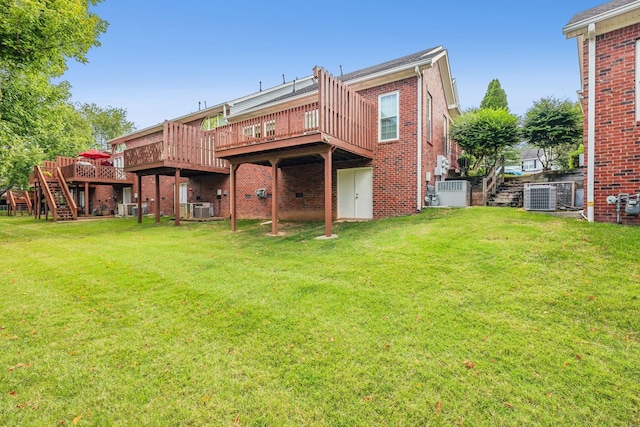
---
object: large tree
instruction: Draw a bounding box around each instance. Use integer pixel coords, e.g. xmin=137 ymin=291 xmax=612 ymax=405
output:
xmin=449 ymin=108 xmax=520 ymax=171
xmin=0 ymin=0 xmax=108 ymax=194
xmin=79 ymin=103 xmax=136 ymax=149
xmin=480 ymin=79 xmax=508 ymax=110
xmin=521 ymin=97 xmax=582 ymax=170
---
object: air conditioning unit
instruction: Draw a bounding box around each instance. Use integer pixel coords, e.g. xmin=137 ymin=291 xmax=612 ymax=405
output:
xmin=179 ymin=203 xmax=194 ymax=218
xmin=435 ymin=155 xmax=449 ymax=176
xmin=193 ymin=202 xmax=213 ymax=219
xmin=435 ymin=180 xmax=471 ymax=207
xmin=524 ymin=185 xmax=557 ymax=211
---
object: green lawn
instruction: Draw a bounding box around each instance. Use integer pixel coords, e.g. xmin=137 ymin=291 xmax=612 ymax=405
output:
xmin=1 ymin=208 xmax=639 ymax=426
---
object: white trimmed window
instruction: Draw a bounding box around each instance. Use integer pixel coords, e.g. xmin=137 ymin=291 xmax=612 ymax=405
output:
xmin=305 ymin=109 xmax=318 ymax=129
xmin=379 ymin=92 xmax=399 ymax=141
xmin=243 ymin=124 xmax=261 ymax=139
xmin=264 ymin=120 xmax=275 ymax=137
xmin=426 ymin=92 xmax=433 ymax=142
xmin=636 ymin=40 xmax=640 ymax=122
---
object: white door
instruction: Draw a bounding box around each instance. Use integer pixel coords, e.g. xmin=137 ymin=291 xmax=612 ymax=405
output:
xmin=179 ymin=183 xmax=188 ymax=203
xmin=123 ymin=187 xmax=132 ymax=204
xmin=337 ymin=167 xmax=373 ymax=219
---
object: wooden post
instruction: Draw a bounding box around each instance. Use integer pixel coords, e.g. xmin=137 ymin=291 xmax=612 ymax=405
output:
xmin=174 ymin=168 xmax=181 ymax=226
xmin=321 ymin=148 xmax=335 ymax=237
xmin=230 ymin=164 xmax=239 ymax=232
xmin=84 ymin=182 xmax=89 ymax=217
xmin=137 ymin=174 xmax=143 ymax=224
xmin=155 ymin=174 xmax=161 ymax=223
xmin=270 ymin=159 xmax=281 ymax=235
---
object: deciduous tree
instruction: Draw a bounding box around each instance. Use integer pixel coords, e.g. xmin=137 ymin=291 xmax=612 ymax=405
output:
xmin=521 ymin=97 xmax=582 ymax=170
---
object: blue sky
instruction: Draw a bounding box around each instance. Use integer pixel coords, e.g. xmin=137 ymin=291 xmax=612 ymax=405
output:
xmin=60 ymin=0 xmax=605 ymax=130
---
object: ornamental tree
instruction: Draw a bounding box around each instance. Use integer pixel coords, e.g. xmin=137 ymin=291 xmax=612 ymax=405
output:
xmin=521 ymin=97 xmax=582 ymax=170
xmin=449 ymin=108 xmax=520 ymax=171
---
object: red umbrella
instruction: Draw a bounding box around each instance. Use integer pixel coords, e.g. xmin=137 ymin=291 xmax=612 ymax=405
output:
xmin=78 ymin=149 xmax=111 ymax=159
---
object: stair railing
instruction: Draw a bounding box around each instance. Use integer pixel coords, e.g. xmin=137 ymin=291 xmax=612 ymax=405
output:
xmin=56 ymin=167 xmax=78 ymax=220
xmin=35 ymin=166 xmax=58 ymax=221
xmin=482 ymin=156 xmax=505 ymax=206
xmin=6 ymin=190 xmax=16 ymax=216
xmin=22 ymin=190 xmax=33 ymax=215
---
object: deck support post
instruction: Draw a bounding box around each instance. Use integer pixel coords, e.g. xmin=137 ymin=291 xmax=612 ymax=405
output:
xmin=320 ymin=148 xmax=335 ymax=238
xmin=84 ymin=182 xmax=89 ymax=217
xmin=155 ymin=174 xmax=161 ymax=223
xmin=269 ymin=159 xmax=281 ymax=236
xmin=174 ymin=168 xmax=181 ymax=226
xmin=230 ymin=164 xmax=239 ymax=231
xmin=137 ymin=174 xmax=143 ymax=224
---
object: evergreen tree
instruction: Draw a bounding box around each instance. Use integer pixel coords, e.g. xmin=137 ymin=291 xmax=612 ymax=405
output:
xmin=480 ymin=79 xmax=508 ymax=110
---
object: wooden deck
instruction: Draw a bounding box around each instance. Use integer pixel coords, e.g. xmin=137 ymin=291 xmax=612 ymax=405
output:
xmin=213 ymin=67 xmax=375 ymax=165
xmin=124 ymin=121 xmax=229 ymax=176
xmin=60 ymin=162 xmax=134 ymax=185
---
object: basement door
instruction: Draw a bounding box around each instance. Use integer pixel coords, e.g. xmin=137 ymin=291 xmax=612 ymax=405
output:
xmin=337 ymin=167 xmax=373 ymax=219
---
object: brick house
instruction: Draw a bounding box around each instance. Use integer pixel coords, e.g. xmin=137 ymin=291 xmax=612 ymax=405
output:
xmin=111 ymin=47 xmax=461 ymax=235
xmin=564 ymin=0 xmax=640 ymax=225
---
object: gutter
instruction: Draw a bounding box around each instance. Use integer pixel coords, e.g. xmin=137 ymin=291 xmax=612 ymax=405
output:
xmin=415 ymin=66 xmax=423 ymax=212
xmin=587 ymin=23 xmax=596 ymax=222
xmin=563 ymin=1 xmax=640 ymax=35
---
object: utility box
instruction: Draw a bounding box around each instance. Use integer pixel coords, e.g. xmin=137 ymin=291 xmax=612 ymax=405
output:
xmin=435 ymin=180 xmax=471 ymax=207
xmin=626 ymin=197 xmax=640 ymax=215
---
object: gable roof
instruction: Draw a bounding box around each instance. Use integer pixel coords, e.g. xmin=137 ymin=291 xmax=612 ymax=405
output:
xmin=108 ymin=47 xmax=461 ymax=144
xmin=230 ymin=46 xmax=460 ymax=119
xmin=563 ymin=0 xmax=640 ymax=37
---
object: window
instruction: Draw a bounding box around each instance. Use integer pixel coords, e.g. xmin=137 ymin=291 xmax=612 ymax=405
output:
xmin=636 ymin=40 xmax=640 ymax=121
xmin=305 ymin=109 xmax=318 ymax=129
xmin=523 ymin=159 xmax=537 ymax=171
xmin=264 ymin=120 xmax=275 ymax=137
xmin=443 ymin=116 xmax=449 ymax=155
xmin=243 ymin=124 xmax=261 ymax=139
xmin=426 ymin=93 xmax=432 ymax=142
xmin=201 ymin=114 xmax=226 ymax=130
xmin=378 ymin=92 xmax=399 ymax=141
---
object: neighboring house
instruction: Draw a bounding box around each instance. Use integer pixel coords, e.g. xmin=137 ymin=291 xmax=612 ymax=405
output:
xmin=563 ymin=0 xmax=640 ymax=225
xmin=109 ymin=46 xmax=461 ymax=236
xmin=520 ymin=148 xmax=545 ymax=173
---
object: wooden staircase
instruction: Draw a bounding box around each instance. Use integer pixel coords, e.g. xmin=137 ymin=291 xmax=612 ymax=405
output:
xmin=487 ymin=181 xmax=524 ymax=207
xmin=6 ymin=190 xmax=33 ymax=216
xmin=33 ymin=166 xmax=78 ymax=221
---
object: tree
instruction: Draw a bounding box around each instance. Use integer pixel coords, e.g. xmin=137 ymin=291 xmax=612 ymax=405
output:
xmin=0 ymin=0 xmax=107 ymax=77
xmin=449 ymin=108 xmax=520 ymax=171
xmin=480 ymin=79 xmax=508 ymax=110
xmin=78 ymin=103 xmax=136 ymax=149
xmin=0 ymin=0 xmax=108 ymax=194
xmin=521 ymin=97 xmax=582 ymax=170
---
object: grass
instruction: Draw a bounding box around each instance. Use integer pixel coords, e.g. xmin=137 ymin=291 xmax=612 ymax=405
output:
xmin=1 ymin=208 xmax=639 ymax=426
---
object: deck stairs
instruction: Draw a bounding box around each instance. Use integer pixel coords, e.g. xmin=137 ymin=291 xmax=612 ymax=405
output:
xmin=487 ymin=180 xmax=524 ymax=207
xmin=7 ymin=190 xmax=33 ymax=215
xmin=33 ymin=166 xmax=77 ymax=221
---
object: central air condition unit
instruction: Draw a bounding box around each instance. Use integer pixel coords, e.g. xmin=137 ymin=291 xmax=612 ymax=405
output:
xmin=435 ymin=180 xmax=471 ymax=207
xmin=524 ymin=185 xmax=557 ymax=211
xmin=193 ymin=202 xmax=213 ymax=219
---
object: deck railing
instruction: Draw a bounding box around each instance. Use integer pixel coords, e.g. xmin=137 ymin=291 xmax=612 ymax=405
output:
xmin=214 ymin=67 xmax=375 ymax=154
xmin=124 ymin=121 xmax=228 ymax=170
xmin=60 ymin=162 xmax=134 ymax=182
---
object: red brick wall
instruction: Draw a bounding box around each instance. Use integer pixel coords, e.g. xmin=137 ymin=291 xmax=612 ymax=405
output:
xmin=583 ymin=24 xmax=640 ymax=224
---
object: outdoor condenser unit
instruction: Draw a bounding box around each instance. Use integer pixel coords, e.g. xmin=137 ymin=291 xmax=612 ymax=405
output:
xmin=524 ymin=185 xmax=557 ymax=211
xmin=193 ymin=203 xmax=213 ymax=219
xmin=435 ymin=180 xmax=471 ymax=207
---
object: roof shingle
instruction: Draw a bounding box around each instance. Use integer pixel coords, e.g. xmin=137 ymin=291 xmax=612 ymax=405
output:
xmin=566 ymin=0 xmax=639 ymax=27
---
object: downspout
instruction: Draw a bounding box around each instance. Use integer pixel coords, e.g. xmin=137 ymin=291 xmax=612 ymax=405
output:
xmin=415 ymin=66 xmax=423 ymax=212
xmin=587 ymin=23 xmax=596 ymax=222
